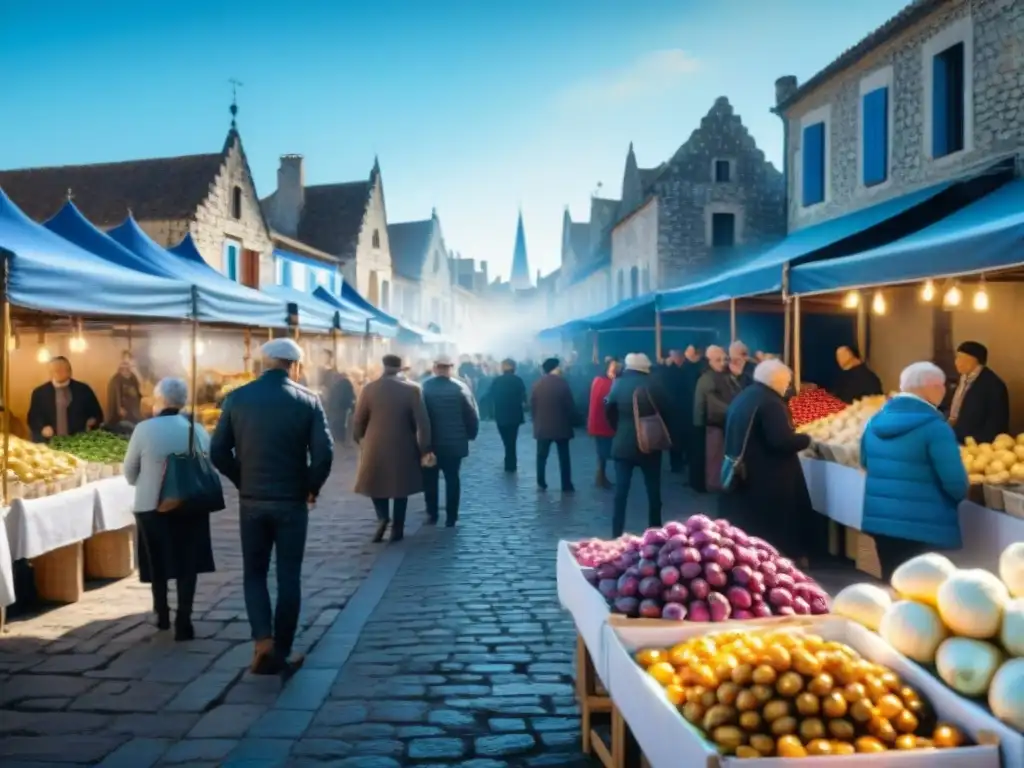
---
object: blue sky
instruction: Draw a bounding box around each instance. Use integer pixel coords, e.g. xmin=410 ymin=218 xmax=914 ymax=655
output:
xmin=0 ymin=0 xmax=909 ymax=280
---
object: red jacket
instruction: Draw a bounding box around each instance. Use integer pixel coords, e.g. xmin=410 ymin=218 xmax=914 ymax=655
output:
xmin=587 ymin=376 xmax=615 ymax=438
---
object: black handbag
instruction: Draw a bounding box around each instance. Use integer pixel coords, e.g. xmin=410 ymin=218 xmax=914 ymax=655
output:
xmin=157 ymin=413 xmax=225 ymax=515
xmin=721 ymin=407 xmax=758 ymax=493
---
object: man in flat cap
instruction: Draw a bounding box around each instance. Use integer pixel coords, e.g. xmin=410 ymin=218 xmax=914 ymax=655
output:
xmin=531 ymin=357 xmax=576 ymax=492
xmin=947 ymin=340 xmax=1009 ymax=444
xmin=211 ymin=337 xmax=334 ymax=676
xmin=352 ymin=354 xmax=431 ymax=541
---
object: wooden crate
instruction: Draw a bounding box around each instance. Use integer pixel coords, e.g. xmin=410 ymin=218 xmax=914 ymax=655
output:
xmin=84 ymin=527 xmax=135 ymax=580
xmin=843 ymin=525 xmax=859 ymax=560
xmin=856 ymin=532 xmax=882 ymax=579
xmin=32 ymin=541 xmax=84 ymax=603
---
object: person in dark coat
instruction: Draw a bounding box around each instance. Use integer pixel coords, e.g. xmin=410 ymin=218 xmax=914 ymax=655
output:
xmin=947 ymin=341 xmax=1010 ymax=444
xmin=123 ymin=377 xmax=218 ymax=641
xmin=862 ymin=362 xmax=967 ymax=580
xmin=833 ymin=346 xmax=883 ymax=404
xmin=718 ymin=360 xmax=814 ymax=565
xmin=488 ymin=359 xmax=528 ymax=472
xmin=27 ymin=356 xmax=103 ymax=443
xmin=654 ymin=350 xmax=689 ymax=473
xmin=106 ymin=352 xmax=143 ymax=431
xmin=211 ymin=339 xmax=334 ymax=675
xmin=531 ymin=357 xmax=576 ymax=492
xmin=325 ymin=372 xmax=357 ymax=445
xmin=351 ymin=354 xmax=432 ymax=542
xmin=694 ymin=346 xmax=747 ymax=493
xmin=421 ymin=356 xmax=480 ymax=527
xmin=605 ymin=354 xmax=670 ymax=537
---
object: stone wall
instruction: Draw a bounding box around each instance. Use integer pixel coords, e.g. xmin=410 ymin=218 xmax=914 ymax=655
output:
xmin=783 ymin=0 xmax=1024 ymax=231
xmin=563 ymin=266 xmax=612 ymax=323
xmin=649 ymin=98 xmax=785 ymax=288
xmin=188 ymin=137 xmax=272 ymax=283
xmin=611 ymin=198 xmax=659 ymax=298
xmin=353 ymin=174 xmax=394 ymax=311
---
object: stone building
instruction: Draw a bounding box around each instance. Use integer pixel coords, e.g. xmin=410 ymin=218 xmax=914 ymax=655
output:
xmin=261 ymin=155 xmax=394 ymax=309
xmin=774 ymin=0 xmax=1023 ymax=233
xmin=387 ymin=210 xmax=460 ymax=331
xmin=552 ymin=196 xmax=623 ymax=324
xmin=0 ymin=126 xmax=273 ymax=287
xmin=611 ymin=97 xmax=786 ymax=295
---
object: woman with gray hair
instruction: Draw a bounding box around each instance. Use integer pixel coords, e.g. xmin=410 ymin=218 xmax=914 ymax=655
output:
xmin=861 ymin=362 xmax=967 ymax=580
xmin=123 ymin=377 xmax=217 ymax=640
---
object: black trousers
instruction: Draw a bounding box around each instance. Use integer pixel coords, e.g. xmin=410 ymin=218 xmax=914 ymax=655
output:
xmin=372 ymin=497 xmax=408 ymax=525
xmin=873 ymin=533 xmax=932 ymax=583
xmin=689 ymin=426 xmax=707 ymax=492
xmin=613 ymin=456 xmax=663 ymax=538
xmin=424 ymin=456 xmax=463 ymax=523
xmin=497 ymin=424 xmax=520 ymax=471
xmin=537 ymin=438 xmax=572 ymax=489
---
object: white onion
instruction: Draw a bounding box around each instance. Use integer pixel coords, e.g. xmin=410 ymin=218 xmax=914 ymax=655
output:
xmin=989 ymin=658 xmax=1024 ymax=731
xmin=936 ymin=569 xmax=1009 ymax=639
xmin=891 ymin=553 xmax=957 ymax=605
xmin=879 ymin=600 xmax=948 ymax=664
xmin=832 ymin=583 xmax=892 ymax=631
xmin=935 ymin=637 xmax=1003 ymax=697
xmin=1000 ymin=598 xmax=1024 ymax=657
xmin=999 ymin=542 xmax=1024 ymax=598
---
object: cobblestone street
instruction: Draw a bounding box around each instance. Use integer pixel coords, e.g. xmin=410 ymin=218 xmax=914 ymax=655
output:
xmin=0 ymin=425 xmax=858 ymax=767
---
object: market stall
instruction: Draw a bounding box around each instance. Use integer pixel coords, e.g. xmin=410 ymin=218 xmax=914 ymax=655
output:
xmin=556 ymin=515 xmax=1024 ymax=767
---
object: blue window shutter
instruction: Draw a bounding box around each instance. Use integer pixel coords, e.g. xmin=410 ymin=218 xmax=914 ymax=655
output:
xmin=282 ymin=260 xmax=293 ymax=288
xmin=933 ymin=53 xmax=949 ymax=157
xmin=862 ymin=87 xmax=888 ymax=186
xmin=801 ymin=122 xmax=825 ymax=206
xmin=226 ymin=246 xmax=238 ymax=281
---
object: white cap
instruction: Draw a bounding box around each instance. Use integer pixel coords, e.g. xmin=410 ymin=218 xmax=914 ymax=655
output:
xmin=434 ymin=354 xmax=454 ymax=366
xmin=625 ymin=353 xmax=652 ymax=373
xmin=261 ymin=338 xmax=303 ymax=362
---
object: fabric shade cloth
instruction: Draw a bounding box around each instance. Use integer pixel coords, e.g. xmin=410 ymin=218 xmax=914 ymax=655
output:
xmin=330 ymin=282 xmax=400 ymax=337
xmin=261 ymin=284 xmax=337 ymax=332
xmin=311 ymin=285 xmax=383 ymax=335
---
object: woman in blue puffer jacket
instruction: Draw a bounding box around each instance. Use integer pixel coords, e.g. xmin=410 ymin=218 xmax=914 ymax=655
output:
xmin=860 ymin=361 xmax=968 ymax=581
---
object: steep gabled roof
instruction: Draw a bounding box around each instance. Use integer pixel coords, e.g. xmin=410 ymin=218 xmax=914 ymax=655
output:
xmin=0 ymin=150 xmax=226 ymax=226
xmin=569 ymin=221 xmax=590 ymax=259
xmin=388 ymin=218 xmax=434 ymax=280
xmin=297 ymin=179 xmax=373 ymax=261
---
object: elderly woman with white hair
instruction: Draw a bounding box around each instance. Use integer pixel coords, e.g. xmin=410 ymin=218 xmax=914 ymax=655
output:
xmin=123 ymin=377 xmax=216 ymax=641
xmin=693 ymin=344 xmax=751 ymax=492
xmin=719 ymin=359 xmax=814 ymax=566
xmin=861 ymin=362 xmax=968 ymax=580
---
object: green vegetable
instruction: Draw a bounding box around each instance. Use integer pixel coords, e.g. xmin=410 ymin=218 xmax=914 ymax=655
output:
xmin=51 ymin=431 xmax=129 ymax=463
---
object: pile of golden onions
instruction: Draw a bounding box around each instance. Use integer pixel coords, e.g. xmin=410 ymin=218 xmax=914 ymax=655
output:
xmin=636 ymin=629 xmax=969 ymax=757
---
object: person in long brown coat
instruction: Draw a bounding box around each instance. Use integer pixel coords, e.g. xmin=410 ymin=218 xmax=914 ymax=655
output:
xmin=353 ymin=354 xmax=431 ymax=543
xmin=531 ymin=357 xmax=576 ymax=493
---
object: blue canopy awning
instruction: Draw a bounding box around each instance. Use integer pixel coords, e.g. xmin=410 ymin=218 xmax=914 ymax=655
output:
xmin=260 ymin=285 xmax=336 ymax=332
xmin=105 ymin=226 xmax=288 ymax=327
xmin=539 ymin=293 xmax=658 ymax=337
xmin=339 ymin=280 xmax=400 ymax=330
xmin=311 ymin=286 xmax=390 ymax=336
xmin=790 ymin=179 xmax=1024 ymax=295
xmin=0 ymin=190 xmax=193 ymax=319
xmin=656 ymin=180 xmax=953 ymax=312
xmin=397 ymin=319 xmax=447 ymax=345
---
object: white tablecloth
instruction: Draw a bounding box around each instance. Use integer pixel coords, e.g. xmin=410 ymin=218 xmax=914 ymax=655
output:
xmin=5 ymin=483 xmax=97 ymax=560
xmin=92 ymin=476 xmax=136 ymax=533
xmin=0 ymin=509 xmax=15 ymax=608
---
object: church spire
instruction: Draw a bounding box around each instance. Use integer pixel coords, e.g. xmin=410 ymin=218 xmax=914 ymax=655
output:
xmin=510 ymin=209 xmax=532 ymax=291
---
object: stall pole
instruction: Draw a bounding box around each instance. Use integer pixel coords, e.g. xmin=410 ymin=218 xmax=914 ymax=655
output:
xmin=126 ymin=324 xmax=133 ymax=352
xmin=1 ymin=261 xmax=10 ymax=505
xmin=243 ymin=328 xmax=252 ymax=375
xmin=363 ymin=319 xmax=372 ymax=370
xmin=729 ymin=299 xmax=737 ymax=343
xmin=856 ymin=298 xmax=868 ymax=363
xmin=267 ymin=328 xmax=273 ymax=342
xmin=591 ymin=331 xmax=598 ymax=364
xmin=793 ymin=294 xmax=803 ymax=390
xmin=189 ymin=288 xmax=199 ymax=410
xmin=783 ymin=299 xmax=792 ymax=367
xmin=331 ymin=328 xmax=340 ymax=371
xmin=655 ymin=310 xmax=663 ymax=361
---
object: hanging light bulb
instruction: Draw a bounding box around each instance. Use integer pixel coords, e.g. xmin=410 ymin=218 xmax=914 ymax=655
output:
xmin=180 ymin=338 xmax=206 ymax=357
xmin=7 ymin=331 xmax=18 ymax=353
xmin=943 ymin=283 xmax=963 ymax=308
xmin=842 ymin=291 xmax=860 ymax=309
xmin=196 ymin=339 xmax=206 ymax=357
xmin=973 ymin=279 xmax=990 ymax=312
xmin=36 ymin=332 xmax=51 ymax=364
xmin=68 ymin=319 xmax=87 ymax=353
xmin=872 ymin=291 xmax=887 ymax=315
xmin=920 ymin=280 xmax=936 ymax=302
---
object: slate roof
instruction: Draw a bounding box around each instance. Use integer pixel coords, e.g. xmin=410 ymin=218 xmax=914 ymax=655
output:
xmin=0 ymin=151 xmax=226 ymax=226
xmin=776 ymin=0 xmax=950 ymax=111
xmin=296 ymin=180 xmax=373 ymax=262
xmin=639 ymin=166 xmax=663 ymax=191
xmin=569 ymin=222 xmax=590 ymax=258
xmin=387 ymin=219 xmax=434 ymax=280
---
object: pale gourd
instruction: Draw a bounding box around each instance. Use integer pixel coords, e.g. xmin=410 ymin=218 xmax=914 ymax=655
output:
xmin=1000 ymin=599 xmax=1024 ymax=656
xmin=879 ymin=600 xmax=948 ymax=664
xmin=989 ymin=659 xmax=1024 ymax=731
xmin=936 ymin=569 xmax=1009 ymax=639
xmin=1000 ymin=543 xmax=1024 ymax=599
xmin=935 ymin=637 xmax=1003 ymax=697
xmin=832 ymin=583 xmax=892 ymax=631
xmin=891 ymin=553 xmax=957 ymax=605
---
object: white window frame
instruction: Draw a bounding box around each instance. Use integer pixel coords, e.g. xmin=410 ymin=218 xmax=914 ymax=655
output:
xmin=710 ymin=157 xmax=736 ymax=183
xmin=274 ymin=256 xmax=284 ymax=286
xmin=857 ymin=65 xmax=895 ymax=194
xmin=798 ymin=103 xmax=832 ymax=210
xmin=291 ymin=261 xmax=307 ymax=291
xmin=704 ymin=203 xmax=745 ymax=247
xmin=922 ymin=14 xmax=974 ymax=164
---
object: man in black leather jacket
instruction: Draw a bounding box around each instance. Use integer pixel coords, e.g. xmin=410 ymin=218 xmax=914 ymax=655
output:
xmin=211 ymin=338 xmax=334 ymax=676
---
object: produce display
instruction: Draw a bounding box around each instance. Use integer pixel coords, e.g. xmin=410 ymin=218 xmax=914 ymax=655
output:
xmin=788 ymin=389 xmax=848 ymax=428
xmin=798 ymin=396 xmax=886 ymax=468
xmin=833 ymin=545 xmax=1024 ymax=732
xmin=197 ymin=406 xmax=222 ymax=433
xmin=960 ymin=433 xmax=1024 ymax=486
xmin=3 ymin=435 xmax=83 ymax=501
xmin=635 ymin=627 xmax=971 ymax=756
xmin=51 ymin=431 xmax=128 ymax=466
xmin=572 ymin=517 xmax=830 ymax=621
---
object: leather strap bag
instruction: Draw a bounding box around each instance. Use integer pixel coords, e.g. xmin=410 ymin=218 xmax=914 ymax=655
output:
xmin=633 ymin=387 xmax=672 ymax=454
xmin=721 ymin=407 xmax=758 ymax=493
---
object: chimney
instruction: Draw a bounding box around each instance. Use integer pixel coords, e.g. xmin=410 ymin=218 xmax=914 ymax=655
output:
xmin=275 ymin=154 xmax=305 ymax=237
xmin=480 ymin=260 xmax=489 ymax=284
xmin=775 ymin=76 xmax=798 ymax=108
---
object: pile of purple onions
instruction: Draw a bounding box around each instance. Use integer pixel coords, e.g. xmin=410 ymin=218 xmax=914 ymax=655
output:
xmin=570 ymin=515 xmax=830 ymax=622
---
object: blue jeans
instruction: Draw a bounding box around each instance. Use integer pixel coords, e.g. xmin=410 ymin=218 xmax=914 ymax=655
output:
xmin=612 ymin=456 xmax=663 ymax=538
xmin=424 ymin=456 xmax=463 ymax=523
xmin=239 ymin=501 xmax=309 ymax=657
